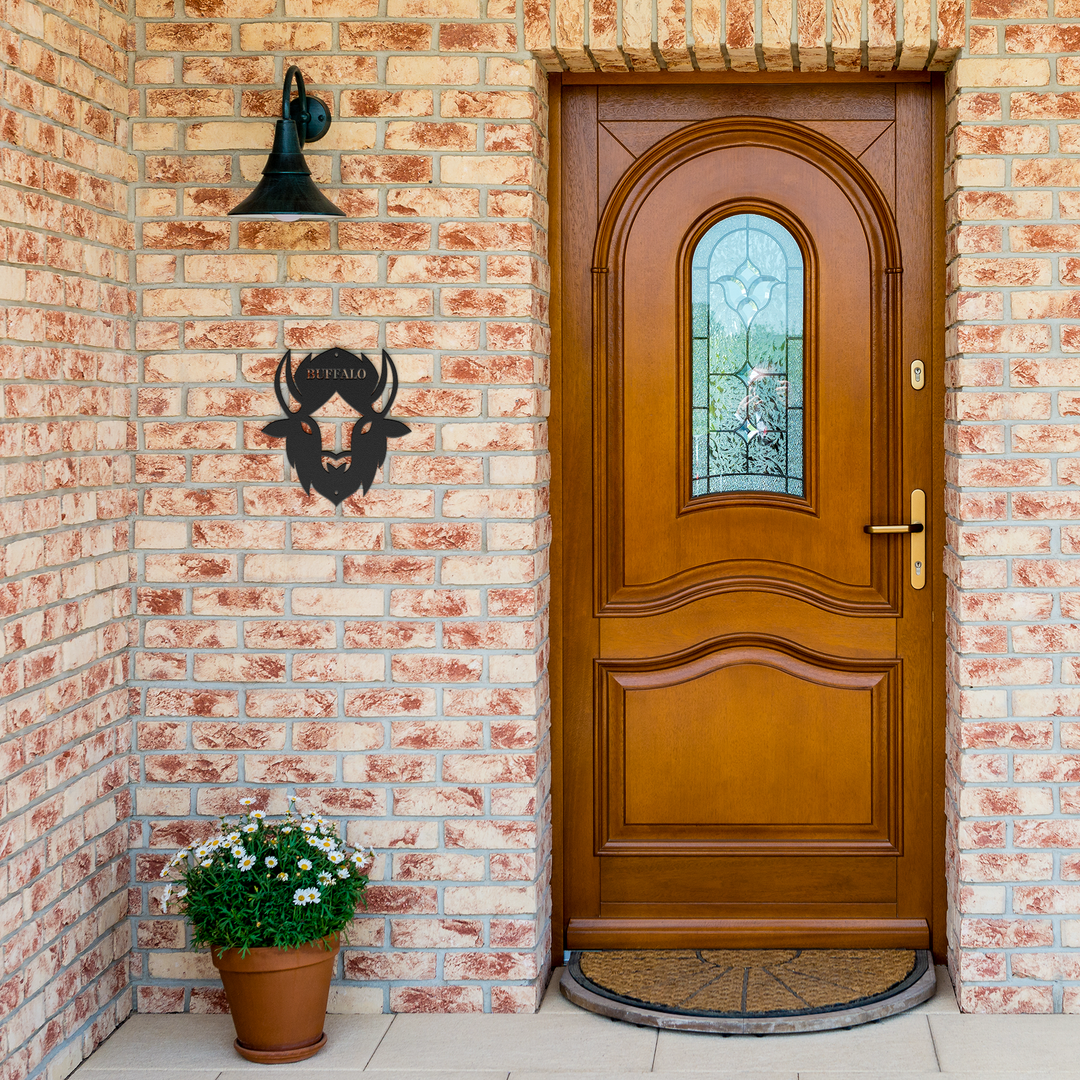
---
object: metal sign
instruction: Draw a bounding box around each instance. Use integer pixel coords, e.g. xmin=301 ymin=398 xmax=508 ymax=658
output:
xmin=262 ymin=347 xmax=411 ymax=506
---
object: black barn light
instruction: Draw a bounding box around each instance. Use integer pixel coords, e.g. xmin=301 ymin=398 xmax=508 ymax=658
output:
xmin=229 ymin=65 xmax=345 ymax=221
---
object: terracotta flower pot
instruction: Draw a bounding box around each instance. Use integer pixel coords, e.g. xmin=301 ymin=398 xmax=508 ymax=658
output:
xmin=211 ymin=935 xmax=339 ymax=1064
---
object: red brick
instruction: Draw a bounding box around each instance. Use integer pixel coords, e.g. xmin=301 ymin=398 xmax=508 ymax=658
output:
xmin=390 ymin=986 xmax=483 ymax=1012
xmin=344 ymin=951 xmax=436 ymax=980
xmin=390 ymin=918 xmax=483 ymax=946
xmin=344 ymin=686 xmax=437 ymax=717
xmin=144 ymin=755 xmax=237 ymax=783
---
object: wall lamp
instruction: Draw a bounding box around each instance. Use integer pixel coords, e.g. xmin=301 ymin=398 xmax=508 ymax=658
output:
xmin=229 ymin=65 xmax=345 ymax=222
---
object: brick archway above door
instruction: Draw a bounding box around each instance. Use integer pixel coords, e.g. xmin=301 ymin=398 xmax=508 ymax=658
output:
xmin=526 ymin=0 xmax=963 ymax=73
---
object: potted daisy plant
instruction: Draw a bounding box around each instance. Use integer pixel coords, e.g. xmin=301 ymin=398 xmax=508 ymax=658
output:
xmin=160 ymin=796 xmax=374 ymax=1064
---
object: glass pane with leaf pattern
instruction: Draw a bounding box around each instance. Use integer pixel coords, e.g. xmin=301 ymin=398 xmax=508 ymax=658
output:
xmin=691 ymin=213 xmax=805 ymax=498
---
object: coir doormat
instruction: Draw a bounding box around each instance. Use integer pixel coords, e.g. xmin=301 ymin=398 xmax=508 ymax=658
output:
xmin=562 ymin=949 xmax=935 ymax=1034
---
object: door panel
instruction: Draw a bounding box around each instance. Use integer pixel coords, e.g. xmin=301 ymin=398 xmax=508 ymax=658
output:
xmin=603 ymin=132 xmax=893 ymax=617
xmin=560 ymin=80 xmax=942 ymax=951
xmin=598 ymin=643 xmax=898 ymax=851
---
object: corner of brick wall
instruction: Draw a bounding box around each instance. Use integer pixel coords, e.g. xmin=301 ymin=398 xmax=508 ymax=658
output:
xmin=127 ymin=0 xmax=553 ymax=1015
xmin=944 ymin=2 xmax=1080 ymax=1014
xmin=0 ymin=0 xmax=139 ymax=1072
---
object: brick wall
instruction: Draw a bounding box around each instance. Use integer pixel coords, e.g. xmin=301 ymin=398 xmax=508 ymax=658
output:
xmin=0 ymin=0 xmax=137 ymax=1073
xmin=944 ymin=12 xmax=1080 ymax=1014
xmin=127 ymin=4 xmax=553 ymax=1016
xmin=15 ymin=0 xmax=1080 ymax=1064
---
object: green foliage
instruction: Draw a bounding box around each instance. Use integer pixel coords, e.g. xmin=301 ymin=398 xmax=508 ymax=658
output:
xmin=160 ymin=798 xmax=374 ymax=954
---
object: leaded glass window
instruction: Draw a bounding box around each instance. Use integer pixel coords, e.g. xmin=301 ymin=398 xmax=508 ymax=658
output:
xmin=691 ymin=213 xmax=805 ymax=498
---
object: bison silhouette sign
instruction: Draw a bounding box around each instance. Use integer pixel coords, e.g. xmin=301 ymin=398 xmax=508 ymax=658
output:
xmin=262 ymin=347 xmax=411 ymax=506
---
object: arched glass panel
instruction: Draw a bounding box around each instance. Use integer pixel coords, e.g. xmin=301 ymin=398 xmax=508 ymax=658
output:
xmin=691 ymin=213 xmax=805 ymax=498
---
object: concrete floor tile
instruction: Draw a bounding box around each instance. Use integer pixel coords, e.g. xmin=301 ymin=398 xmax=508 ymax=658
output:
xmin=73 ymin=1014 xmax=393 ymax=1072
xmin=366 ymin=1013 xmax=657 ymax=1072
xmin=350 ymin=1073 xmax=509 ymax=1079
xmin=227 ymin=1073 xmax=507 ymax=1079
xmin=793 ymin=1075 xmax=944 ymax=1080
xmin=511 ymin=1073 xmax=797 ymax=1080
xmin=654 ymin=1015 xmax=939 ymax=1073
xmin=929 ymin=1014 xmax=1080 ymax=1073
xmin=73 ymin=1072 xmax=221 ymax=1079
xmin=799 ymin=1075 xmax=1074 ymax=1080
xmin=905 ymin=967 xmax=959 ymax=1015
xmin=539 ymin=967 xmax=579 ymax=1014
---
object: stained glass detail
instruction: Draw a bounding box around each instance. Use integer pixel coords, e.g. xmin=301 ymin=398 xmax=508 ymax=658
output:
xmin=691 ymin=213 xmax=805 ymax=498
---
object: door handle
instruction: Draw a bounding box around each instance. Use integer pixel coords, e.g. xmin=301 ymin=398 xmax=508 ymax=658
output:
xmin=863 ymin=490 xmax=926 ymax=590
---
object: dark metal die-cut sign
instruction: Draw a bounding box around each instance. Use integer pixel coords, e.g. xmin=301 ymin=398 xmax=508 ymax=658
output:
xmin=263 ymin=347 xmax=411 ymax=506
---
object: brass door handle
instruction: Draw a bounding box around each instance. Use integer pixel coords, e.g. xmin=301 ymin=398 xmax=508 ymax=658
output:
xmin=863 ymin=490 xmax=926 ymax=590
xmin=863 ymin=523 xmax=924 ymax=534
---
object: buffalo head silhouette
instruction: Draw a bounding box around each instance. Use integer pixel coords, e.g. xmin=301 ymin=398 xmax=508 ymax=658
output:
xmin=262 ymin=347 xmax=410 ymax=505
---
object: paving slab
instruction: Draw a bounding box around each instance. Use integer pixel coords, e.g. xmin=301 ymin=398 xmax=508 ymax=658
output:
xmin=793 ymin=1074 xmax=947 ymax=1080
xmin=797 ymin=1075 xmax=1070 ymax=1080
xmin=906 ymin=967 xmax=959 ymax=1014
xmin=539 ymin=967 xmax=579 ymax=1013
xmin=929 ymin=1013 xmax=1080 ymax=1073
xmin=225 ymin=1073 xmax=507 ymax=1079
xmin=653 ymin=1014 xmax=939 ymax=1073
xmin=73 ymin=1014 xmax=393 ymax=1072
xmin=73 ymin=1072 xmax=221 ymax=1080
xmin=510 ymin=1073 xmax=798 ymax=1080
xmin=367 ymin=1013 xmax=657 ymax=1073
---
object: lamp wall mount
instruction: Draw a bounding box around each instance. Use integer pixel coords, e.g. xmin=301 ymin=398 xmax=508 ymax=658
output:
xmin=283 ymin=67 xmax=331 ymax=147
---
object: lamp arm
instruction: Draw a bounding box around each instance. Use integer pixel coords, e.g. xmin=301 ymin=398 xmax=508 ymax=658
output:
xmin=282 ymin=65 xmax=308 ymax=147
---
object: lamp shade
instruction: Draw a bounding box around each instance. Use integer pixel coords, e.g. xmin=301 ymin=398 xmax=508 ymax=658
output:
xmin=229 ymin=66 xmax=345 ymax=221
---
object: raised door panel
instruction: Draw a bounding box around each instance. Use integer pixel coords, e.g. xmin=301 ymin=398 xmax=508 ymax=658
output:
xmin=597 ymin=642 xmax=900 ymax=856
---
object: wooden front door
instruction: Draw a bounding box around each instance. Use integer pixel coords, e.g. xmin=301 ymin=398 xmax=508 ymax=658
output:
xmin=557 ymin=79 xmax=944 ymax=953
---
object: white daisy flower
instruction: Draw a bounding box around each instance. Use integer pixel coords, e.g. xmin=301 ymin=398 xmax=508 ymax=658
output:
xmin=231 ymin=845 xmax=246 ymax=859
xmin=297 ymin=858 xmax=312 ymax=871
xmin=328 ymin=851 xmax=345 ymax=864
xmin=318 ymin=871 xmax=333 ymax=886
xmin=161 ymin=884 xmax=173 ymax=911
xmin=226 ymin=832 xmax=241 ymax=844
xmin=301 ymin=822 xmax=317 ymax=834
xmin=242 ymin=822 xmax=258 ymax=834
xmin=240 ymin=797 xmax=255 ymax=806
xmin=201 ymin=859 xmax=213 ymax=868
xmin=292 ymin=887 xmax=321 ymax=906
xmin=281 ymin=826 xmax=293 ymax=834
xmin=239 ymin=855 xmax=256 ymax=871
xmin=264 ymin=856 xmax=278 ymax=868
xmin=336 ymin=867 xmax=350 ymax=879
xmin=315 ymin=838 xmax=335 ymax=852
xmin=194 ymin=846 xmax=209 ymax=860
xmin=276 ymin=872 xmax=289 ymax=881
xmin=250 ymin=810 xmax=266 ymax=820
xmin=175 ymin=887 xmax=187 ymax=899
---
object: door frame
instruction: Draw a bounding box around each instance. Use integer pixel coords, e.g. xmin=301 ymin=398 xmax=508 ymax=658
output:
xmin=548 ymin=71 xmax=948 ymax=965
